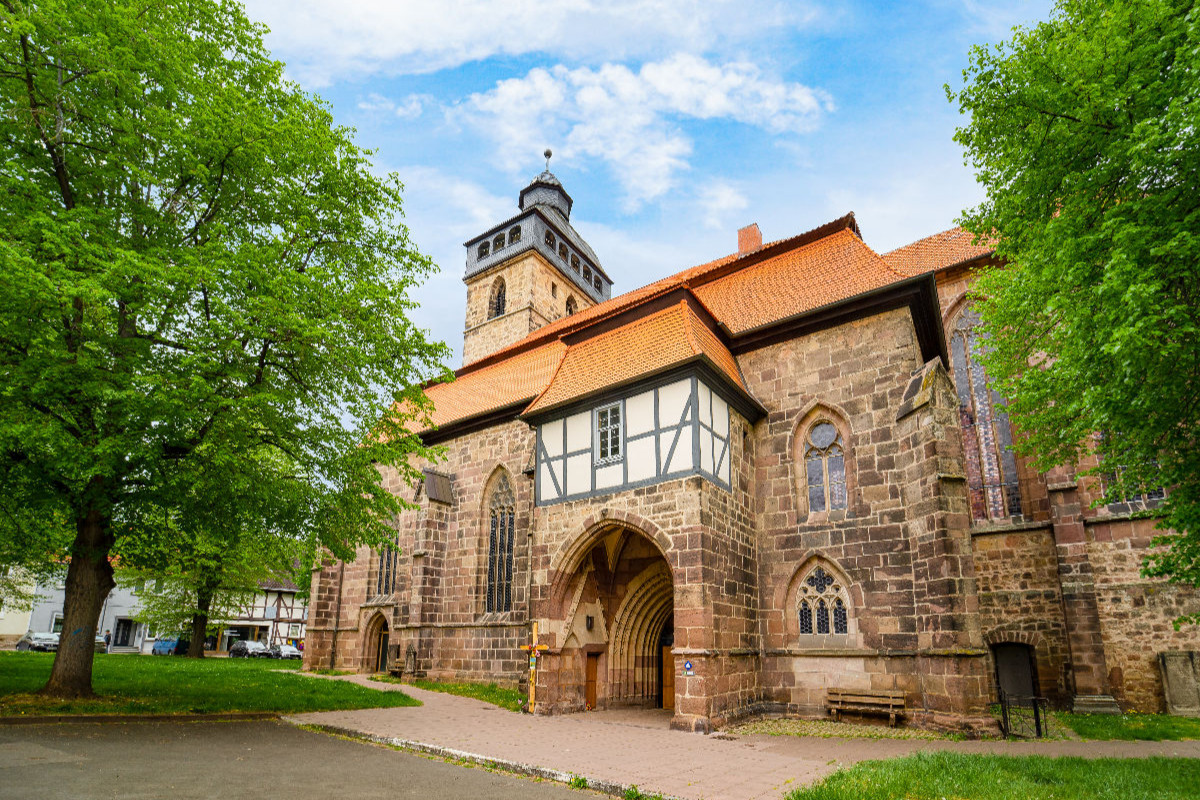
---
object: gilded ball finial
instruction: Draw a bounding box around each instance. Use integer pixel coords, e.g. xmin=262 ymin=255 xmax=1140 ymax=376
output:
xmin=544 ymin=148 xmax=552 ymax=170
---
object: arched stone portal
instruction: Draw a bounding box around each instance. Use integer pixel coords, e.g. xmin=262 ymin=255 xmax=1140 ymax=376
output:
xmin=548 ymin=525 xmax=675 ymax=712
xmin=364 ymin=613 xmax=390 ymax=674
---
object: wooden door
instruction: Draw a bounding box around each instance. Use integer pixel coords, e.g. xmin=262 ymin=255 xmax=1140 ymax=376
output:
xmin=661 ymin=647 xmax=674 ymax=711
xmin=375 ymin=628 xmax=390 ymax=673
xmin=994 ymin=643 xmax=1036 ymax=698
xmin=585 ymin=653 xmax=599 ymax=709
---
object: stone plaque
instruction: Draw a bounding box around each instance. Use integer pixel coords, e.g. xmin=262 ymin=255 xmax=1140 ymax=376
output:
xmin=1159 ymin=651 xmax=1200 ymax=717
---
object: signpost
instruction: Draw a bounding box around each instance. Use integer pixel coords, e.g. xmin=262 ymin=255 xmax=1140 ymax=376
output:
xmin=519 ymin=621 xmax=550 ymax=713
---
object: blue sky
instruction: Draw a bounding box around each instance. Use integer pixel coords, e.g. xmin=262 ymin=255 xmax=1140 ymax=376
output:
xmin=241 ymin=1 xmax=1053 ymax=369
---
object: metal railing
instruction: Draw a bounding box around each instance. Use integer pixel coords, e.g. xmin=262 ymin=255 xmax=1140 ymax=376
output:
xmin=998 ymin=691 xmax=1049 ymax=739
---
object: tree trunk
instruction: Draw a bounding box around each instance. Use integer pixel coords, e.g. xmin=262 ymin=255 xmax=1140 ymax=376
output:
xmin=39 ymin=509 xmax=115 ymax=698
xmin=187 ymin=579 xmax=218 ymax=658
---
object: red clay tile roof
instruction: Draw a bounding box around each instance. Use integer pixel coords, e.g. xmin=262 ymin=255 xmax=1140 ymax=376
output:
xmin=692 ymin=228 xmax=903 ymax=334
xmin=412 ymin=214 xmax=955 ymax=435
xmin=881 ymin=227 xmax=995 ymax=277
xmin=422 ymin=341 xmax=566 ymax=430
xmin=523 ymin=301 xmax=746 ymax=417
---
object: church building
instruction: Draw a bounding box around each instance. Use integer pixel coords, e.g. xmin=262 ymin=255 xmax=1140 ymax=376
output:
xmin=304 ymin=166 xmax=1200 ymax=732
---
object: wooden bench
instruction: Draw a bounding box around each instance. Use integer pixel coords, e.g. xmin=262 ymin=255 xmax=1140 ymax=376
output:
xmin=827 ymin=688 xmax=906 ymax=727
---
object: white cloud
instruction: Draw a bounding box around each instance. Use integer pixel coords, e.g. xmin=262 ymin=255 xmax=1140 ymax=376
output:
xmin=697 ymin=181 xmax=749 ymax=229
xmin=243 ymin=0 xmax=816 ymax=85
xmin=356 ymin=93 xmax=430 ymax=119
xmin=453 ymin=54 xmax=833 ymax=209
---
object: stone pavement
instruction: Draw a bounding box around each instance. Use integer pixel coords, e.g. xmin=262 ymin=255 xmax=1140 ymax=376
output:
xmin=289 ymin=675 xmax=1200 ymax=800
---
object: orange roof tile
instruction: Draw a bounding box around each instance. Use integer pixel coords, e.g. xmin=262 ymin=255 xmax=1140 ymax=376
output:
xmin=523 ymin=301 xmax=746 ymax=417
xmin=421 ymin=341 xmax=566 ymax=430
xmin=692 ymin=228 xmax=903 ymax=334
xmin=881 ymin=227 xmax=995 ymax=277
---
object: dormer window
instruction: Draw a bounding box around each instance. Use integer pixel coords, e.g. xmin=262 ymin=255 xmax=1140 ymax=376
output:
xmin=508 ymin=226 xmax=521 ymax=245
xmin=478 ymin=241 xmax=490 ymax=259
xmin=493 ymin=233 xmax=505 ymax=251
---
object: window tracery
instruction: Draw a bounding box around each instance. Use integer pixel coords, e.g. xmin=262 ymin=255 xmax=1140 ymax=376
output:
xmin=804 ymin=421 xmax=847 ymax=513
xmin=796 ymin=565 xmax=850 ymax=636
xmin=485 ymin=473 xmax=516 ymax=614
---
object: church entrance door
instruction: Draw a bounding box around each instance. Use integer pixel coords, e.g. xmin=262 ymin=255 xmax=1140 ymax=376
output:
xmin=365 ymin=615 xmax=390 ymax=674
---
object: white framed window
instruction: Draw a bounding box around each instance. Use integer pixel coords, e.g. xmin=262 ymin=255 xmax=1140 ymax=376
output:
xmin=596 ymin=402 xmax=622 ymax=463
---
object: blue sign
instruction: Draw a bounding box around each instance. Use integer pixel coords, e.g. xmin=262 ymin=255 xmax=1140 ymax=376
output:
xmin=683 ymin=660 xmax=693 ymax=671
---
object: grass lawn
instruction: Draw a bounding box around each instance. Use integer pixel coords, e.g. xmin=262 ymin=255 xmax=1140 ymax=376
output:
xmin=786 ymin=752 xmax=1200 ymax=800
xmin=371 ymin=675 xmax=524 ymax=712
xmin=0 ymin=651 xmax=419 ymax=716
xmin=1057 ymin=711 xmax=1200 ymax=741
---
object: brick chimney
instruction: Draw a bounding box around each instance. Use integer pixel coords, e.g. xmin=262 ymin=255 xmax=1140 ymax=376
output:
xmin=738 ymin=223 xmax=762 ymax=255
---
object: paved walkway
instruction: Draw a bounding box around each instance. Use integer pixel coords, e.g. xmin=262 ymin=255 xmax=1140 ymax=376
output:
xmin=290 ymin=675 xmax=1200 ymax=800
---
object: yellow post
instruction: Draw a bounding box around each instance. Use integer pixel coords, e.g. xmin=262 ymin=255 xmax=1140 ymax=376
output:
xmin=519 ymin=620 xmax=549 ymax=714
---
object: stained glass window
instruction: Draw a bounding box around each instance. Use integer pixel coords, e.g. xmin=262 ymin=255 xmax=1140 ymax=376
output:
xmin=375 ymin=542 xmax=398 ymax=597
xmin=816 ymin=599 xmax=830 ymax=634
xmin=804 ymin=421 xmax=847 ymax=513
xmin=950 ymin=307 xmax=1022 ymax=523
xmin=797 ymin=563 xmax=851 ymax=639
xmin=486 ymin=473 xmax=516 ymax=613
xmin=833 ymin=597 xmax=847 ymax=634
xmin=799 ymin=601 xmax=813 ymax=634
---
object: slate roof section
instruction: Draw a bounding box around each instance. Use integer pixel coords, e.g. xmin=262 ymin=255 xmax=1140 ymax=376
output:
xmin=881 ymin=227 xmax=996 ymax=277
xmin=523 ymin=300 xmax=748 ymax=417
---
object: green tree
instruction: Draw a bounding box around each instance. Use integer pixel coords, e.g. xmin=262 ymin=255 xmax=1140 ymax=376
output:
xmin=0 ymin=0 xmax=448 ymax=696
xmin=949 ymin=0 xmax=1200 ymax=596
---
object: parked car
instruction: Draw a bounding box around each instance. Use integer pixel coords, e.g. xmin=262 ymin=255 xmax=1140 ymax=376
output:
xmin=15 ymin=632 xmax=59 ymax=652
xmin=228 ymin=640 xmax=268 ymax=658
xmin=268 ymin=644 xmax=302 ymax=660
xmin=151 ymin=635 xmax=190 ymax=656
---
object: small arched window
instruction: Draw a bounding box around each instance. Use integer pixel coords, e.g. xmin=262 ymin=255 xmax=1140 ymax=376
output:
xmin=486 ymin=473 xmax=516 ymax=614
xmin=558 ymin=242 xmax=568 ymax=260
xmin=492 ymin=233 xmax=505 ymax=251
xmin=949 ymin=306 xmax=1021 ymax=522
xmin=593 ymin=275 xmax=602 ymax=291
xmin=797 ymin=565 xmax=850 ymax=636
xmin=551 ymin=282 xmax=557 ymax=298
xmin=565 ymin=296 xmax=577 ymax=316
xmin=488 ymin=277 xmax=506 ymax=319
xmin=545 ymin=230 xmax=556 ymax=248
xmin=583 ymin=265 xmax=592 ymax=283
xmin=508 ymin=225 xmax=521 ymax=245
xmin=477 ymin=241 xmax=490 ymax=259
xmin=804 ymin=421 xmax=846 ymax=513
xmin=572 ymin=254 xmax=581 ymax=273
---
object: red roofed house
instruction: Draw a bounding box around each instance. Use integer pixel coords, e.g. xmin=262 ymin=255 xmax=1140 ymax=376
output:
xmin=303 ymin=169 xmax=1200 ymax=731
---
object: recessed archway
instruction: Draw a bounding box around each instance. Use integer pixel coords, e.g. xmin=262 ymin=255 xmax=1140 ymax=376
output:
xmin=550 ymin=524 xmax=675 ymax=712
xmin=364 ymin=613 xmax=390 ymax=674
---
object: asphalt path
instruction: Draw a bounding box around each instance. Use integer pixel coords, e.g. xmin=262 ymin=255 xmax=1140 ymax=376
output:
xmin=0 ymin=720 xmax=592 ymax=800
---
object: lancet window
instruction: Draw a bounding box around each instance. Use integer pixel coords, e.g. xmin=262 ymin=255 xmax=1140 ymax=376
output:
xmin=485 ymin=473 xmax=516 ymax=613
xmin=804 ymin=421 xmax=847 ymax=513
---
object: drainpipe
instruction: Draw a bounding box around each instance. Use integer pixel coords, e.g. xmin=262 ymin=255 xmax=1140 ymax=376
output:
xmin=329 ymin=561 xmax=345 ymax=670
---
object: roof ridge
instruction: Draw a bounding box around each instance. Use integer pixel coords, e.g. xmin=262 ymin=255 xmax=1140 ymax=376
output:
xmin=679 ymin=299 xmax=702 ymax=358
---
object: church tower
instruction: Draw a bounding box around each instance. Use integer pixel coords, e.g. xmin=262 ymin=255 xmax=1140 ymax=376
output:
xmin=461 ymin=152 xmax=612 ymax=365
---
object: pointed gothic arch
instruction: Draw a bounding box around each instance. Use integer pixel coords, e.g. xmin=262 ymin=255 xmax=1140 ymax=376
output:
xmin=482 ymin=468 xmax=516 ymax=614
xmin=792 ymin=402 xmax=856 ymax=521
xmin=779 ymin=556 xmax=861 ymax=647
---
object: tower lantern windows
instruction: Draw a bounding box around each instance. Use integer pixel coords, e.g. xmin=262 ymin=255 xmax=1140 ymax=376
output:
xmin=478 ymin=241 xmax=490 ymax=259
xmin=558 ymin=242 xmax=568 ymax=260
xmin=508 ymin=225 xmax=521 ymax=245
xmin=493 ymin=233 xmax=505 ymax=251
xmin=545 ymin=230 xmax=556 ymax=248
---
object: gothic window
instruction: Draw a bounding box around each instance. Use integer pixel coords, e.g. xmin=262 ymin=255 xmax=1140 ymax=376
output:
xmin=488 ymin=277 xmax=506 ymax=319
xmin=486 ymin=473 xmax=516 ymax=613
xmin=375 ymin=542 xmax=398 ymax=596
xmin=796 ymin=564 xmax=850 ymax=637
xmin=508 ymin=225 xmax=521 ymax=245
xmin=596 ymin=402 xmax=621 ymax=462
xmin=492 ymin=233 xmax=505 ymax=251
xmin=950 ymin=306 xmax=1022 ymax=523
xmin=565 ymin=295 xmax=577 ymax=316
xmin=477 ymin=241 xmax=490 ymax=259
xmin=804 ymin=421 xmax=847 ymax=513
xmin=545 ymin=230 xmax=556 ymax=248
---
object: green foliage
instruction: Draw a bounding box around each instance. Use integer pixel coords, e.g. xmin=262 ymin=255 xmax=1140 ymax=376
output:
xmin=568 ymin=774 xmax=589 ymax=789
xmin=786 ymin=752 xmax=1200 ymax=800
xmin=392 ymin=678 xmax=527 ymax=712
xmin=948 ymin=0 xmax=1200 ymax=589
xmin=0 ymin=651 xmax=420 ymax=715
xmin=1058 ymin=711 xmax=1200 ymax=741
xmin=0 ymin=0 xmax=450 ymax=688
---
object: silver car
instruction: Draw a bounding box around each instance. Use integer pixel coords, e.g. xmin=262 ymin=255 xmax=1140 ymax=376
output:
xmin=15 ymin=631 xmax=59 ymax=652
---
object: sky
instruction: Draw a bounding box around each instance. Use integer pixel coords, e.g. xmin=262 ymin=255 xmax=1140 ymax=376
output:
xmin=240 ymin=0 xmax=1055 ymax=370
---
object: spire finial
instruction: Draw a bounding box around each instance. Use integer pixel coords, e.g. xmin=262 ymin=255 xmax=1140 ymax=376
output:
xmin=544 ymin=148 xmax=552 ymax=171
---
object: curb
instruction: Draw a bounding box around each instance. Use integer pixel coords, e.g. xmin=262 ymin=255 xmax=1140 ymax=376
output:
xmin=0 ymin=712 xmax=281 ymax=726
xmin=287 ymin=719 xmax=682 ymax=800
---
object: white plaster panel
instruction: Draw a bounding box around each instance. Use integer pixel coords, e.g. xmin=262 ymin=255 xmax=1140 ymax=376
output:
xmin=541 ymin=418 xmax=564 ymax=458
xmin=719 ymin=439 xmax=730 ymax=484
xmin=700 ymin=428 xmax=713 ymax=475
xmin=595 ymin=462 xmax=622 ymax=490
xmin=539 ymin=461 xmax=560 ymax=501
xmin=626 ymin=436 xmax=656 ymax=483
xmin=712 ymin=393 xmax=729 ymax=438
xmin=658 ymin=379 xmax=692 ymax=423
xmin=658 ymin=431 xmax=676 ymax=472
xmin=626 ymin=390 xmax=655 ymax=436
xmin=566 ymin=411 xmax=591 ymax=453
xmin=698 ymin=382 xmax=712 ymax=427
xmin=667 ymin=434 xmax=695 ymax=474
xmin=566 ymin=453 xmax=589 ymax=495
